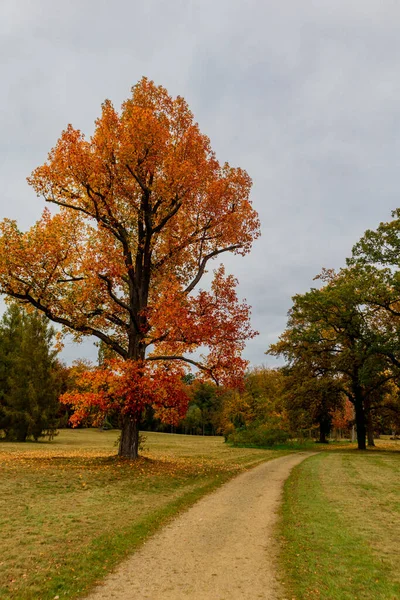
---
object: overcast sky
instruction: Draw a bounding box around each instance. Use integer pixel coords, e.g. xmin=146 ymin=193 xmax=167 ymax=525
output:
xmin=1 ymin=0 xmax=400 ymax=367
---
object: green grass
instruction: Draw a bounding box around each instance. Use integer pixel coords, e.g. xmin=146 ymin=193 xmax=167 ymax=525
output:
xmin=230 ymin=436 xmax=400 ymax=452
xmin=0 ymin=429 xmax=287 ymax=600
xmin=280 ymin=449 xmax=400 ymax=600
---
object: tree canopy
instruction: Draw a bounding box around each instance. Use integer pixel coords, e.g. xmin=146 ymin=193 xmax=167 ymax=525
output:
xmin=0 ymin=78 xmax=259 ymax=457
xmin=268 ymin=267 xmax=399 ymax=449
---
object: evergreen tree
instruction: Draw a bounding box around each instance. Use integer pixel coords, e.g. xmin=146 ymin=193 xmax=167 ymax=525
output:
xmin=0 ymin=303 xmax=60 ymax=441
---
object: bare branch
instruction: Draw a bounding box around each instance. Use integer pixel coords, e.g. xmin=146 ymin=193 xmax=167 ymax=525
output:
xmin=146 ymin=354 xmax=213 ymax=375
xmin=184 ymin=245 xmax=241 ymax=294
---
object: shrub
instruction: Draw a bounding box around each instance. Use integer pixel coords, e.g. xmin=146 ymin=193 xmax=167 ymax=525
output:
xmin=228 ymin=424 xmax=291 ymax=447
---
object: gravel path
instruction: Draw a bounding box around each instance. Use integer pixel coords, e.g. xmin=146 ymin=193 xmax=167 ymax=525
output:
xmin=85 ymin=452 xmax=312 ymax=600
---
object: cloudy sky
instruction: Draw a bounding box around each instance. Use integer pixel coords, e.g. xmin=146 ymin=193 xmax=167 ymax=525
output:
xmin=1 ymin=0 xmax=400 ymax=367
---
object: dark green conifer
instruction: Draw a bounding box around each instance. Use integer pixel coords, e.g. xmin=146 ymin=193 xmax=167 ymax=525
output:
xmin=0 ymin=303 xmax=60 ymax=441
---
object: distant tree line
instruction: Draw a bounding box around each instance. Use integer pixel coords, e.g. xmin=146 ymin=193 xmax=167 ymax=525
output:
xmin=3 ymin=211 xmax=400 ymax=449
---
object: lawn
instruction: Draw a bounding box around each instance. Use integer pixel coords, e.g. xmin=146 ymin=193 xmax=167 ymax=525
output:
xmin=0 ymin=429 xmax=285 ymax=600
xmin=280 ymin=444 xmax=400 ymax=600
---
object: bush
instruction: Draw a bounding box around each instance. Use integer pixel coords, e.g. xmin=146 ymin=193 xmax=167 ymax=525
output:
xmin=227 ymin=424 xmax=291 ymax=447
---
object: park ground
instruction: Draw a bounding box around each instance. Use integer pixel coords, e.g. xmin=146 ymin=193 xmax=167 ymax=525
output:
xmin=0 ymin=430 xmax=399 ymax=600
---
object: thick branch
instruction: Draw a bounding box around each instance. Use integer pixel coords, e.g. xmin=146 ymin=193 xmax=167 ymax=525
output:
xmin=104 ymin=313 xmax=130 ymax=330
xmin=365 ymin=298 xmax=400 ymax=317
xmin=57 ymin=276 xmax=85 ymax=283
xmin=146 ymin=354 xmax=213 ymax=375
xmin=152 ymin=196 xmax=182 ymax=234
xmin=125 ymin=164 xmax=148 ymax=193
xmin=144 ymin=332 xmax=169 ymax=347
xmin=2 ymin=288 xmax=128 ymax=359
xmin=97 ymin=274 xmax=141 ymax=334
xmin=364 ymin=372 xmax=396 ymax=398
xmin=97 ymin=274 xmax=134 ymax=315
xmin=184 ymin=245 xmax=241 ymax=294
xmin=380 ymin=350 xmax=400 ymax=369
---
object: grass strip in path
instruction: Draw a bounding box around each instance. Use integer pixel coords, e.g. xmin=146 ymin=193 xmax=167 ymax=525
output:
xmin=280 ymin=451 xmax=400 ymax=600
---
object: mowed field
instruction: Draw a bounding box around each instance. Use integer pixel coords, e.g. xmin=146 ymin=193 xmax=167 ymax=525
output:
xmin=1 ymin=432 xmax=399 ymax=600
xmin=281 ymin=444 xmax=400 ymax=600
xmin=0 ymin=429 xmax=284 ymax=600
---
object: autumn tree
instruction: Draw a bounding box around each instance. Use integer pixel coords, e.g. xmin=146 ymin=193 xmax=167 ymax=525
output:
xmin=331 ymin=399 xmax=354 ymax=439
xmin=54 ymin=359 xmax=95 ymax=428
xmin=348 ymin=211 xmax=400 ymax=441
xmin=268 ymin=268 xmax=397 ymax=450
xmin=351 ymin=208 xmax=400 ymax=269
xmin=221 ymin=367 xmax=290 ymax=446
xmin=243 ymin=367 xmax=287 ymax=424
xmin=281 ymin=366 xmax=344 ymax=443
xmin=0 ymin=78 xmax=259 ymax=458
xmin=0 ymin=303 xmax=60 ymax=441
xmin=350 ymin=211 xmax=400 ymax=373
xmin=376 ymin=379 xmax=400 ymax=437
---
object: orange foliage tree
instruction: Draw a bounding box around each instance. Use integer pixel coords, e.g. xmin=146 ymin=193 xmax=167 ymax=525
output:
xmin=331 ymin=399 xmax=354 ymax=436
xmin=0 ymin=78 xmax=259 ymax=458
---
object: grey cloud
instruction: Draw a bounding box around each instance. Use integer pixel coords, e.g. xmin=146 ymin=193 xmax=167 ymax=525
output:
xmin=2 ymin=0 xmax=400 ymax=366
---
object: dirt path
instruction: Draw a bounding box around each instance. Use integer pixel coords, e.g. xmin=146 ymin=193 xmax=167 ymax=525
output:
xmin=85 ymin=452 xmax=312 ymax=600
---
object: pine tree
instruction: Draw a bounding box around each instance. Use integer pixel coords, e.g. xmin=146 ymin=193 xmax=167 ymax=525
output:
xmin=0 ymin=303 xmax=60 ymax=441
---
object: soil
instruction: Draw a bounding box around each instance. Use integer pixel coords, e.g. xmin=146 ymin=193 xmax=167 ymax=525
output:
xmin=85 ymin=452 xmax=312 ymax=600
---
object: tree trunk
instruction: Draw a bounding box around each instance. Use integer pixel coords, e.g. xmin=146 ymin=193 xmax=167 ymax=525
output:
xmin=9 ymin=422 xmax=29 ymax=442
xmin=120 ymin=329 xmax=146 ymax=459
xmin=353 ymin=392 xmax=366 ymax=450
xmin=318 ymin=421 xmax=329 ymax=443
xmin=365 ymin=399 xmax=375 ymax=447
xmin=367 ymin=418 xmax=375 ymax=447
xmin=119 ymin=416 xmax=140 ymax=459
